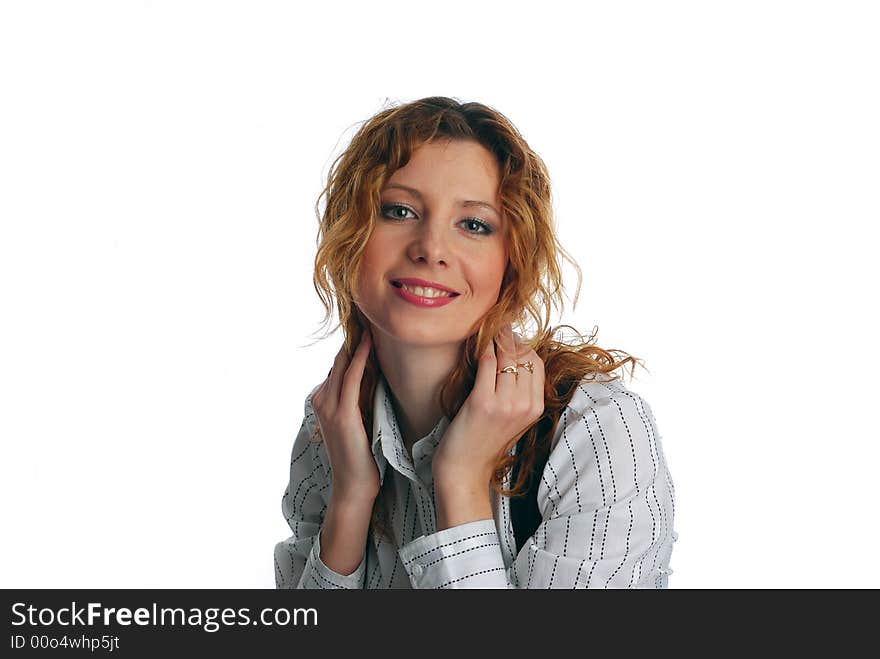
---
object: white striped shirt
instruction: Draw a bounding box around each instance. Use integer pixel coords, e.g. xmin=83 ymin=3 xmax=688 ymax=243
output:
xmin=274 ymin=373 xmax=678 ymax=588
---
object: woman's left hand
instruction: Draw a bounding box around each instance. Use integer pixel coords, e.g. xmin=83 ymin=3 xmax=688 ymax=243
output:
xmin=432 ymin=323 xmax=546 ymax=485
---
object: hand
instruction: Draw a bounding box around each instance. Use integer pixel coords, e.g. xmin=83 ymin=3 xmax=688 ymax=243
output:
xmin=310 ymin=329 xmax=381 ymax=502
xmin=432 ymin=323 xmax=546 ymax=484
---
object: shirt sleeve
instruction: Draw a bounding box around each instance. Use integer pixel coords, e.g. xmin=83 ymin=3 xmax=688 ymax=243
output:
xmin=397 ymin=379 xmax=678 ymax=588
xmin=398 ymin=518 xmax=509 ymax=588
xmin=273 ymin=387 xmax=367 ymax=589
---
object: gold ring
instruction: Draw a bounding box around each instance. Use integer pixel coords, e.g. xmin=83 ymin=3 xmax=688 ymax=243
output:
xmin=497 ymin=365 xmax=518 ymax=375
xmin=518 ymin=361 xmax=534 ymax=374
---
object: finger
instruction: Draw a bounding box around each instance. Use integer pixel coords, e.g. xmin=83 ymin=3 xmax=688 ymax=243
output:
xmin=474 ymin=333 xmax=497 ymax=397
xmin=496 ymin=323 xmax=517 ymax=369
xmin=513 ymin=331 xmax=529 ymax=360
xmin=496 ymin=324 xmax=520 ymax=396
xmin=340 ymin=330 xmax=371 ymax=410
xmin=528 ymin=348 xmax=544 ymax=417
xmin=517 ymin=343 xmax=544 ymax=419
xmin=325 ymin=343 xmax=350 ymax=407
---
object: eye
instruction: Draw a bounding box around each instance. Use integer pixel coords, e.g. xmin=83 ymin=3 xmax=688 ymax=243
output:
xmin=380 ymin=204 xmax=494 ymax=236
xmin=460 ymin=218 xmax=493 ymax=235
xmin=381 ymin=204 xmax=416 ymax=221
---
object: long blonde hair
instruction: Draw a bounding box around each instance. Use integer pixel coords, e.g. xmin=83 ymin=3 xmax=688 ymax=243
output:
xmin=308 ymin=96 xmax=643 ymax=544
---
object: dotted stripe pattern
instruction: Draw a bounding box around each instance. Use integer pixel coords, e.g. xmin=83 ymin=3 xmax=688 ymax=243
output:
xmin=402 ymin=530 xmax=498 ymax=567
xmin=622 ymin=389 xmax=662 ymax=586
xmin=274 ymin=374 xmax=677 ymax=589
xmin=421 ymin=541 xmax=501 ymax=570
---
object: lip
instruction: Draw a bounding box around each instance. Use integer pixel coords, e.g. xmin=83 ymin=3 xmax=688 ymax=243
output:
xmin=390 ymin=280 xmax=459 ymax=308
xmin=391 ymin=278 xmax=460 ymax=295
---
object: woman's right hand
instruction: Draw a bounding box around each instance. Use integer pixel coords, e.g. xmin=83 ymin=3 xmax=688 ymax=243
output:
xmin=310 ymin=329 xmax=381 ymax=503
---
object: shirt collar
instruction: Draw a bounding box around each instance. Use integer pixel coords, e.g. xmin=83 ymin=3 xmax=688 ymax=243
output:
xmin=371 ymin=375 xmax=449 ymax=485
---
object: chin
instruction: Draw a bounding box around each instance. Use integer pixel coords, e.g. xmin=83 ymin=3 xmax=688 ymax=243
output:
xmin=394 ymin=332 xmax=456 ymax=346
xmin=384 ymin=325 xmax=465 ymax=347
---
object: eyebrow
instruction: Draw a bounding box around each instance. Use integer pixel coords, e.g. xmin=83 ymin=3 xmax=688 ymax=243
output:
xmin=382 ymin=183 xmax=501 ymax=219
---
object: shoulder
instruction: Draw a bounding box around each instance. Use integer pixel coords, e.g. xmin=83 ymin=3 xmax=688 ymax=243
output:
xmin=547 ymin=372 xmax=665 ymax=491
xmin=539 ymin=372 xmax=668 ymax=513
xmin=289 ymin=382 xmax=331 ymax=479
xmin=302 ymin=382 xmax=322 ymax=432
xmin=280 ymin=383 xmax=333 ymax=524
xmin=552 ymin=373 xmax=657 ymax=452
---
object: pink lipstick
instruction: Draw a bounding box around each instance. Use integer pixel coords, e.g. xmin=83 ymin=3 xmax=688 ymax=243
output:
xmin=390 ymin=280 xmax=459 ymax=308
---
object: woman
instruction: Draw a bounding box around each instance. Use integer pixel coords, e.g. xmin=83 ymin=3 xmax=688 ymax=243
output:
xmin=274 ymin=96 xmax=678 ymax=588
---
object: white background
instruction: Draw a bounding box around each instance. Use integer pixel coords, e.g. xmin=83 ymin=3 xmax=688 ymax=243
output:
xmin=1 ymin=1 xmax=877 ymax=588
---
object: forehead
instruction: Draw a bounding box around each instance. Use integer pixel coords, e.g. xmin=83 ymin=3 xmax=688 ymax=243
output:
xmin=385 ymin=139 xmax=500 ymax=192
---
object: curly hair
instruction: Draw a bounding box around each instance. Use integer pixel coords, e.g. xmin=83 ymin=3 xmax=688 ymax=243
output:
xmin=306 ymin=96 xmax=644 ymax=545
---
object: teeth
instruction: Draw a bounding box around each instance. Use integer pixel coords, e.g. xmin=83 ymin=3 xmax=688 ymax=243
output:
xmin=401 ymin=284 xmax=454 ymax=298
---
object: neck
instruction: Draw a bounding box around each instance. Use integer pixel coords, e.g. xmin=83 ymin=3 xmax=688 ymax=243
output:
xmin=372 ymin=328 xmax=463 ymax=453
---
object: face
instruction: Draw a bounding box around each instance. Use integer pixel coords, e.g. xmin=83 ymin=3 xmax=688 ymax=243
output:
xmin=354 ymin=138 xmax=508 ymax=347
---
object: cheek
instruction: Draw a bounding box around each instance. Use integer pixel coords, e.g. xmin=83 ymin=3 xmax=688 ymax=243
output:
xmin=469 ymin=253 xmax=508 ymax=295
xmin=490 ymin=245 xmax=509 ymax=286
xmin=358 ymin=234 xmax=390 ymax=278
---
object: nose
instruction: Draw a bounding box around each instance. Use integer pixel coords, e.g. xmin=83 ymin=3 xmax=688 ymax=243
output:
xmin=407 ymin=218 xmax=449 ymax=266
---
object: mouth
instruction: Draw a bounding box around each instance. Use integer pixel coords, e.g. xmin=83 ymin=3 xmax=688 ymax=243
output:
xmin=389 ymin=280 xmax=460 ymax=308
xmin=390 ymin=280 xmax=460 ymax=298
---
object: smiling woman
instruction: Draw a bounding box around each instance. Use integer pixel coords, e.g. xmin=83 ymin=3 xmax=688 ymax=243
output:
xmin=274 ymin=96 xmax=678 ymax=589
xmin=357 ymin=138 xmax=509 ymax=360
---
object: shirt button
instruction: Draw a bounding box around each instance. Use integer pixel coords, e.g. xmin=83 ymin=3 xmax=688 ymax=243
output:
xmin=412 ymin=564 xmax=424 ymax=576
